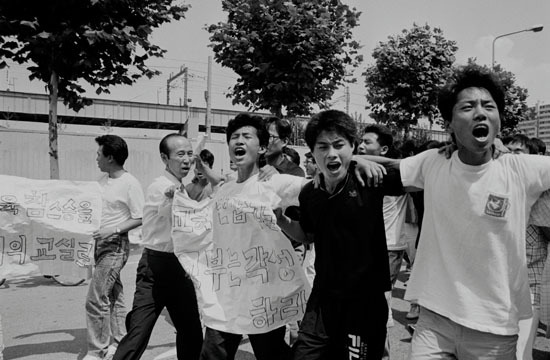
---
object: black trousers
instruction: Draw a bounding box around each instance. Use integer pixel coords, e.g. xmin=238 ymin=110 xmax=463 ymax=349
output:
xmin=292 ymin=291 xmax=388 ymax=360
xmin=200 ymin=326 xmax=291 ymax=360
xmin=113 ymin=248 xmax=203 ymax=360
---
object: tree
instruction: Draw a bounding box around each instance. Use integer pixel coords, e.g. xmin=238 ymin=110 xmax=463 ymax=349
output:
xmin=464 ymin=59 xmax=529 ymax=133
xmin=0 ymin=0 xmax=189 ymax=178
xmin=364 ymin=23 xmax=457 ymax=132
xmin=207 ymin=0 xmax=362 ymax=118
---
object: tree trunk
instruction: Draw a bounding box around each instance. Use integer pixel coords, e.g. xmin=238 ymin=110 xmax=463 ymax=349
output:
xmin=49 ymin=71 xmax=60 ymax=179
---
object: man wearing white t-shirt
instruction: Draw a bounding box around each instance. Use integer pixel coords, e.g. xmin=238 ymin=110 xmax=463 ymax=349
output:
xmin=360 ymin=66 xmax=550 ymax=359
xmin=85 ymin=135 xmax=144 ymax=360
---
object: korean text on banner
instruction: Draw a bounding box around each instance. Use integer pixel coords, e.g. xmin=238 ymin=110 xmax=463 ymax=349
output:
xmin=0 ymin=175 xmax=102 ymax=279
xmin=172 ymin=189 xmax=310 ymax=335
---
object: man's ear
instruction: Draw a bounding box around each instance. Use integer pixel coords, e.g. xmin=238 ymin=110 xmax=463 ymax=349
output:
xmin=380 ymin=145 xmax=389 ymax=156
xmin=160 ymin=153 xmax=168 ymax=164
xmin=259 ymin=145 xmax=267 ymax=155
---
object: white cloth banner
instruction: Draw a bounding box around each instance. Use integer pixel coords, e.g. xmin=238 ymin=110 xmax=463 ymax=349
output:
xmin=0 ymin=175 xmax=102 ymax=278
xmin=172 ymin=190 xmax=311 ymax=334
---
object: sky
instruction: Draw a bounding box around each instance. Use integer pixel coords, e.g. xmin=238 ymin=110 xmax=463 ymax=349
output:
xmin=1 ymin=0 xmax=549 ymax=123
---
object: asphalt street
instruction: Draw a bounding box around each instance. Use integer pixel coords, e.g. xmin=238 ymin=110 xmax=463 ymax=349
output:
xmin=2 ymin=245 xmax=549 ymax=360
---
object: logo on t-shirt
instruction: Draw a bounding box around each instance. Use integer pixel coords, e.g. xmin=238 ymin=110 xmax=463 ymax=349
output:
xmin=484 ymin=193 xmax=509 ymax=218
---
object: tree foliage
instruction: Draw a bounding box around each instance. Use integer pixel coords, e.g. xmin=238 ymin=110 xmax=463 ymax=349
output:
xmin=207 ymin=0 xmax=362 ymax=117
xmin=0 ymin=0 xmax=189 ymax=178
xmin=464 ymin=59 xmax=529 ymax=133
xmin=364 ymin=24 xmax=457 ymax=131
xmin=0 ymin=0 xmax=189 ymax=111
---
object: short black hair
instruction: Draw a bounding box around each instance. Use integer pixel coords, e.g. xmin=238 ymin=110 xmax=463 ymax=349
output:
xmin=199 ymin=149 xmax=215 ymax=168
xmin=528 ymin=137 xmax=546 ymax=155
xmin=305 ymin=110 xmax=357 ymax=151
xmin=508 ymin=133 xmax=533 ymax=153
xmin=363 ymin=124 xmax=394 ymax=148
xmin=266 ymin=117 xmax=292 ymax=141
xmin=438 ymin=65 xmax=505 ymax=124
xmin=226 ymin=113 xmax=269 ymax=147
xmin=159 ymin=133 xmax=187 ymax=158
xmin=283 ymin=147 xmax=300 ymax=166
xmin=95 ymin=135 xmax=128 ymax=166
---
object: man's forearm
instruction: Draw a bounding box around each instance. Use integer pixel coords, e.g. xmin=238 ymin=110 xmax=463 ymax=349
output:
xmin=353 ymin=154 xmax=401 ymax=169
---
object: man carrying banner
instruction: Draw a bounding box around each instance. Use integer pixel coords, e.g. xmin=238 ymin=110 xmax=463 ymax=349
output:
xmin=85 ymin=135 xmax=144 ymax=360
xmin=172 ymin=114 xmax=308 ymax=360
xmin=113 ymin=134 xmax=203 ymax=360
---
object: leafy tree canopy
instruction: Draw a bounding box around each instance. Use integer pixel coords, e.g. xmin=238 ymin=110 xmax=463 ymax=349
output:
xmin=364 ymin=23 xmax=457 ymax=131
xmin=464 ymin=59 xmax=529 ymax=133
xmin=0 ymin=0 xmax=189 ymax=111
xmin=208 ymin=0 xmax=362 ymax=117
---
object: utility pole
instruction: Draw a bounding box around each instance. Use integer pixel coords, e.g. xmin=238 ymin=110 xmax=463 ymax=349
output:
xmin=166 ymin=66 xmax=187 ymax=105
xmin=205 ymin=56 xmax=212 ymax=138
xmin=183 ymin=69 xmax=189 ymax=107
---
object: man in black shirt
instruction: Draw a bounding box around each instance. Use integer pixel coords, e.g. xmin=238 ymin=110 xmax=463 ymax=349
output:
xmin=277 ymin=110 xmax=402 ymax=359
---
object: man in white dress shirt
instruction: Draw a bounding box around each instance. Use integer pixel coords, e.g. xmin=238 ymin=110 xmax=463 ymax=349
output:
xmin=113 ymin=134 xmax=202 ymax=360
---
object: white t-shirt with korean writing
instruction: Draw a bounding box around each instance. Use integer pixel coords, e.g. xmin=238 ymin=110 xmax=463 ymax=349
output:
xmin=400 ymin=149 xmax=550 ymax=335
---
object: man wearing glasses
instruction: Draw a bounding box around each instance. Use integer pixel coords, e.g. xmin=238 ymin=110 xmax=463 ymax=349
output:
xmin=265 ymin=117 xmax=305 ymax=177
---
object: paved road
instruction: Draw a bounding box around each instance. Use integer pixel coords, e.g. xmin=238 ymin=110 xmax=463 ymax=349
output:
xmin=2 ymin=245 xmax=549 ymax=359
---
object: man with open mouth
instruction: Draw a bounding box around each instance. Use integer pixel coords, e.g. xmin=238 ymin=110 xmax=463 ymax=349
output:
xmin=358 ymin=65 xmax=550 ymax=359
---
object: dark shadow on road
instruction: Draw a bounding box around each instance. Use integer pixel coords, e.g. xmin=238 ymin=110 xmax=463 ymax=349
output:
xmin=0 ymin=275 xmax=88 ymax=289
xmin=5 ymin=327 xmax=178 ymax=359
xmin=4 ymin=328 xmax=87 ymax=359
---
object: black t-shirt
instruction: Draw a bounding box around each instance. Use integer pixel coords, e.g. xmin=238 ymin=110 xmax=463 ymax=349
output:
xmin=299 ymin=167 xmax=403 ymax=302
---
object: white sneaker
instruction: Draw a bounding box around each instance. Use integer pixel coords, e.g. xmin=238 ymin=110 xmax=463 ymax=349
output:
xmin=406 ymin=304 xmax=420 ymax=320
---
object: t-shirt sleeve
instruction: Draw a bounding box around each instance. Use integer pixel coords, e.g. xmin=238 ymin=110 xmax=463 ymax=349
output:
xmin=382 ymin=168 xmax=404 ymax=196
xmin=530 ymin=190 xmax=550 ymax=227
xmin=399 ymin=149 xmax=438 ymax=189
xmin=127 ymin=177 xmax=145 ymax=219
xmin=298 ymin=186 xmax=314 ymax=234
xmin=272 ymin=174 xmax=308 ymax=208
xmin=517 ymin=155 xmax=550 ymax=195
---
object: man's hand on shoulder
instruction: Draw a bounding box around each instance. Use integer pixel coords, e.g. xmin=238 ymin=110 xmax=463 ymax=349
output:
xmin=164 ymin=185 xmax=179 ymax=199
xmin=352 ymin=156 xmax=386 ymax=187
xmin=438 ymin=143 xmax=456 ymax=159
xmin=492 ymin=138 xmax=510 ymax=159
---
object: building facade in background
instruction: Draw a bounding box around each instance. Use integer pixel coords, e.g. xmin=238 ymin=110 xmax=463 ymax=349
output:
xmin=518 ymin=103 xmax=550 ymax=154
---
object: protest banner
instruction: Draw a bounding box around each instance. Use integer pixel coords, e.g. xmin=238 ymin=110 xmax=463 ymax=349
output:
xmin=172 ymin=188 xmax=310 ymax=334
xmin=0 ymin=175 xmax=102 ymax=279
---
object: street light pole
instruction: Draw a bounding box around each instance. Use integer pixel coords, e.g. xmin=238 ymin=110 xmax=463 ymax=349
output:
xmin=492 ymin=25 xmax=544 ymax=69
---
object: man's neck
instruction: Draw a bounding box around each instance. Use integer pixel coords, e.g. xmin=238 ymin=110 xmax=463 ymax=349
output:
xmin=321 ymin=173 xmax=347 ymax=194
xmin=108 ymin=166 xmax=125 ymax=179
xmin=457 ymin=146 xmax=493 ymax=166
xmin=237 ymin=163 xmax=260 ymax=183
